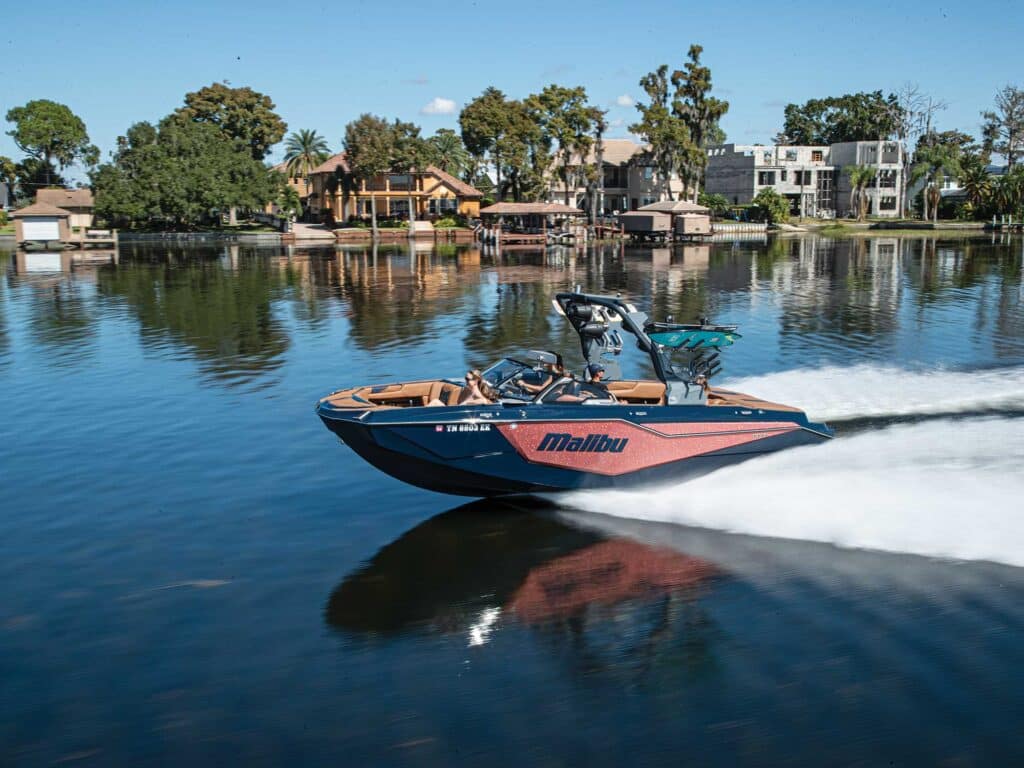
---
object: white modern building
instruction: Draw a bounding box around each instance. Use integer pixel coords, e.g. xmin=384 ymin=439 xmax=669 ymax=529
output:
xmin=705 ymin=141 xmax=904 ymax=218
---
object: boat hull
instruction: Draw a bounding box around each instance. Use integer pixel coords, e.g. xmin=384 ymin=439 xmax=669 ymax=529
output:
xmin=318 ymin=403 xmax=832 ymax=497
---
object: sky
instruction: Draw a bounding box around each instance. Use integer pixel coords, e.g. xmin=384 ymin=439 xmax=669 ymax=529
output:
xmin=2 ymin=0 xmax=1021 ymax=182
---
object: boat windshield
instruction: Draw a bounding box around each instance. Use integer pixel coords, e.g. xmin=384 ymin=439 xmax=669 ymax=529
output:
xmin=480 ymin=358 xmax=531 ymax=388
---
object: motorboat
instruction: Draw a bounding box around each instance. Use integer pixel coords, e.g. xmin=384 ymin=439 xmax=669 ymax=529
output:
xmin=316 ymin=290 xmax=832 ymax=496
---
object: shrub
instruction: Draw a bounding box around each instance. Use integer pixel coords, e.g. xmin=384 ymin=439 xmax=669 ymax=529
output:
xmin=433 ymin=215 xmax=466 ymax=229
xmin=698 ymin=192 xmax=731 ymax=217
xmin=0 ymin=210 xmax=8 ymax=227
xmin=751 ymin=188 xmax=790 ymax=224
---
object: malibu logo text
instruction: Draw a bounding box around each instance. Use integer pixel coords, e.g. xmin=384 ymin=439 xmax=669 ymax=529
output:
xmin=536 ymin=433 xmax=628 ymax=453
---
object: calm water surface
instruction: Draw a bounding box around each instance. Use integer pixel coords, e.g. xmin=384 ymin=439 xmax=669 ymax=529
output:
xmin=1 ymin=236 xmax=1023 ymax=766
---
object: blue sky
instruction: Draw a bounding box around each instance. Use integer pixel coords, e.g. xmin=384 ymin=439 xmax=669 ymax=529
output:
xmin=2 ymin=0 xmax=1021 ymax=181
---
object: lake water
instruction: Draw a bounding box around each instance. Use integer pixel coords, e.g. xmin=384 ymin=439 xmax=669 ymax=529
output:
xmin=2 ymin=235 xmax=1023 ymax=766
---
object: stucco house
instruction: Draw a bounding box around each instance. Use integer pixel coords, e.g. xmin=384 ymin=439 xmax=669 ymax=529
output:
xmin=36 ymin=188 xmax=95 ymax=229
xmin=306 ymin=152 xmax=483 ymax=224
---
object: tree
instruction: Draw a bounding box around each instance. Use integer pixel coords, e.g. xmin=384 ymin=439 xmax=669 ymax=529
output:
xmin=958 ymin=153 xmax=992 ymax=213
xmin=670 ymin=45 xmax=729 ymax=200
xmin=780 ymin=91 xmax=901 ymax=146
xmin=391 ymin=119 xmax=430 ymax=228
xmin=982 ymin=85 xmax=1024 ymax=169
xmin=426 ymin=128 xmax=471 ymax=177
xmin=991 ymin=165 xmax=1024 ymax=216
xmin=751 ymin=188 xmax=788 ymax=224
xmin=698 ymin=191 xmax=730 ymax=217
xmin=528 ymin=84 xmax=598 ymax=206
xmin=460 ymin=87 xmax=513 ymax=200
xmin=630 ymin=65 xmax=694 ymax=201
xmin=344 ymin=114 xmax=395 ymax=237
xmin=844 ymin=165 xmax=876 ymax=221
xmin=174 ymin=83 xmax=286 ymax=225
xmin=891 ymin=84 xmax=947 ymax=216
xmin=283 ymin=129 xmax=330 ymax=179
xmin=175 ymin=83 xmax=287 ymax=160
xmin=5 ymin=99 xmax=98 ymax=187
xmin=909 ymin=146 xmax=960 ymax=222
xmin=92 ymin=118 xmax=279 ymax=228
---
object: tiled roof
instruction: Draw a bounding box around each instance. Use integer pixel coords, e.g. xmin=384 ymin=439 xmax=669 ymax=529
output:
xmin=423 ymin=165 xmax=483 ymax=198
xmin=480 ymin=202 xmax=586 ymax=216
xmin=36 ymin=187 xmax=94 ymax=208
xmin=12 ymin=201 xmax=72 ymax=217
xmin=309 ymin=152 xmax=350 ymax=174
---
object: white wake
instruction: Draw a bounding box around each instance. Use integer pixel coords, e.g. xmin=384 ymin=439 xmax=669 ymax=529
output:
xmin=721 ymin=364 xmax=1024 ymax=422
xmin=561 ymin=416 xmax=1024 ymax=567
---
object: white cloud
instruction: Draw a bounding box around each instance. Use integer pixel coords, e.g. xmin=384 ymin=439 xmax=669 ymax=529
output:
xmin=421 ymin=97 xmax=456 ymax=115
xmin=616 ymin=94 xmax=634 ymax=107
xmin=609 ymin=118 xmax=625 ymax=128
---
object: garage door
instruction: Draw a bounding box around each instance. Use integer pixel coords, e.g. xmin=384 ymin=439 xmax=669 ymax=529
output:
xmin=22 ymin=218 xmax=60 ymax=241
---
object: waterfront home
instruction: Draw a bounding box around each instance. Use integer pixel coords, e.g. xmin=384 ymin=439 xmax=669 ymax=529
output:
xmin=36 ymin=188 xmax=95 ymax=229
xmin=270 ymin=162 xmax=311 ymax=209
xmin=547 ymin=139 xmax=687 ymax=214
xmin=11 ymin=201 xmax=72 ymax=244
xmin=705 ymin=141 xmax=904 ymax=218
xmin=306 ymin=153 xmax=484 ymax=223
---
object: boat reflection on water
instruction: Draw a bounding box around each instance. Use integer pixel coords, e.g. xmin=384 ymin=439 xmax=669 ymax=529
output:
xmin=326 ymin=500 xmax=724 ymax=675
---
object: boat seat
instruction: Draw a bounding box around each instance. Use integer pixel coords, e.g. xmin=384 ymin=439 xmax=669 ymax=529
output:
xmin=606 ymin=380 xmax=666 ymax=405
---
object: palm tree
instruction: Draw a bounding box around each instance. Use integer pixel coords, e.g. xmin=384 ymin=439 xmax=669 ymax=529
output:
xmin=426 ymin=129 xmax=470 ymax=178
xmin=844 ymin=165 xmax=876 ymax=221
xmin=958 ymin=155 xmax=991 ymax=213
xmin=910 ymin=145 xmax=961 ymax=222
xmin=283 ymin=129 xmax=331 ymax=180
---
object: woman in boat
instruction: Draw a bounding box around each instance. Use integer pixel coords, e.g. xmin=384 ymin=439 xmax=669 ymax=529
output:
xmin=457 ymin=370 xmax=496 ymax=406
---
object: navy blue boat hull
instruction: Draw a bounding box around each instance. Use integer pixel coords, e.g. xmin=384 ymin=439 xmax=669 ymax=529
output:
xmin=318 ymin=402 xmax=832 ymax=497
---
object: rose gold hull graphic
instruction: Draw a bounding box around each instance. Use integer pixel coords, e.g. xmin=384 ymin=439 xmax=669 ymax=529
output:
xmin=497 ymin=421 xmax=800 ymax=476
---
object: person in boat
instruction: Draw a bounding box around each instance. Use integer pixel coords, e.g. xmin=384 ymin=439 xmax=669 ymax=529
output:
xmin=551 ymin=364 xmax=613 ymax=403
xmin=518 ymin=353 xmax=566 ymax=395
xmin=457 ymin=369 xmax=496 ymax=406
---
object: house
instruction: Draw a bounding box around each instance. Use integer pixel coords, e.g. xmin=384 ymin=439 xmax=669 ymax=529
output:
xmin=306 ymin=152 xmax=484 ymax=224
xmin=705 ymin=141 xmax=904 ymax=218
xmin=269 ymin=162 xmax=311 ymax=213
xmin=11 ymin=201 xmax=72 ymax=244
xmin=35 ymin=188 xmax=95 ymax=229
xmin=547 ymin=139 xmax=687 ymax=214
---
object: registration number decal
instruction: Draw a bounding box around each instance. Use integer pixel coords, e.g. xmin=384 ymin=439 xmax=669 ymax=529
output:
xmin=442 ymin=424 xmax=491 ymax=433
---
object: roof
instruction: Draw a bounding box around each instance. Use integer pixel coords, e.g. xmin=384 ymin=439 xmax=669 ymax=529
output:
xmin=11 ymin=201 xmax=72 ymax=217
xmin=36 ymin=187 xmax=94 ymax=209
xmin=567 ymin=139 xmax=647 ymax=167
xmin=309 ymin=151 xmax=350 ymax=175
xmin=423 ymin=165 xmax=483 ymax=198
xmin=480 ymin=202 xmax=587 ymax=216
xmin=638 ymin=200 xmax=709 ymax=214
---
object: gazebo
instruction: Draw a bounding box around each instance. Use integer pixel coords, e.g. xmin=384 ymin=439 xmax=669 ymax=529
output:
xmin=479 ymin=202 xmax=587 ymax=244
xmin=636 ymin=200 xmax=709 ymax=214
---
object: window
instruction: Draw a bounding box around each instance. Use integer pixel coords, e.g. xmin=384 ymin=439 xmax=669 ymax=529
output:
xmin=811 ymin=150 xmax=824 ymax=162
xmin=797 ymin=171 xmax=812 ymax=185
xmin=880 ymin=197 xmax=897 ymax=211
xmin=785 ymin=150 xmax=797 ymax=161
xmin=388 ymin=199 xmax=410 ymax=217
xmin=428 ymin=197 xmax=458 ymax=215
xmin=642 ymin=166 xmax=654 ymax=181
xmin=757 ymin=171 xmax=776 ymax=186
xmin=388 ymin=174 xmax=412 ymax=191
xmin=641 ymin=196 xmax=657 ymax=206
xmin=763 ymin=151 xmax=772 ymax=163
xmin=781 ymin=170 xmax=788 ymax=181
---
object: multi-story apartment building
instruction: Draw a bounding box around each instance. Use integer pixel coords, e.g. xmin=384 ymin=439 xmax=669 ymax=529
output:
xmin=705 ymin=141 xmax=904 ymax=218
xmin=547 ymin=139 xmax=686 ymax=214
